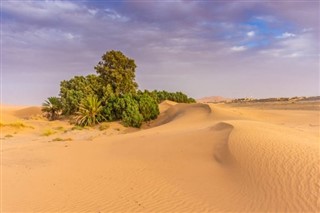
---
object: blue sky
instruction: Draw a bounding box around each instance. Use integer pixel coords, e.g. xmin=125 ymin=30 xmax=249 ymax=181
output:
xmin=1 ymin=0 xmax=319 ymax=104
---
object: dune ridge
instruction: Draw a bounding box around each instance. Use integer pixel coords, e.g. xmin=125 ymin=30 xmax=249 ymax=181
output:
xmin=1 ymin=102 xmax=319 ymax=212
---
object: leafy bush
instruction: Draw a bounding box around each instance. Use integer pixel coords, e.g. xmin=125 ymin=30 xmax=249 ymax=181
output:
xmin=122 ymin=103 xmax=143 ymax=128
xmin=104 ymin=94 xmax=143 ymax=128
xmin=137 ymin=92 xmax=159 ymax=121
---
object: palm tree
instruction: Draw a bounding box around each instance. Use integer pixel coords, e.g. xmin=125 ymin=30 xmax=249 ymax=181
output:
xmin=42 ymin=97 xmax=63 ymax=120
xmin=75 ymin=96 xmax=105 ymax=126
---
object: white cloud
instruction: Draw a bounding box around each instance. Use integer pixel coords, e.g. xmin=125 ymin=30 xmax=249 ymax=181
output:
xmin=261 ymin=33 xmax=317 ymax=58
xmin=2 ymin=0 xmax=82 ymax=19
xmin=277 ymin=32 xmax=296 ymax=39
xmin=231 ymin=46 xmax=247 ymax=52
xmin=88 ymin=9 xmax=98 ymax=16
xmin=104 ymin=8 xmax=129 ymax=22
xmin=65 ymin=33 xmax=75 ymax=40
xmin=247 ymin=31 xmax=255 ymax=37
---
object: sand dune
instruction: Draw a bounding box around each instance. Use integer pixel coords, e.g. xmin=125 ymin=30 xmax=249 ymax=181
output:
xmin=158 ymin=100 xmax=177 ymax=113
xmin=1 ymin=102 xmax=319 ymax=212
xmin=14 ymin=106 xmax=42 ymax=119
xmin=147 ymin=103 xmax=211 ymax=128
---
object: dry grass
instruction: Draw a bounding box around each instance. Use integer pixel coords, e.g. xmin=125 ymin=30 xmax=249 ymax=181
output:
xmin=54 ymin=126 xmax=65 ymax=131
xmin=99 ymin=123 xmax=110 ymax=131
xmin=0 ymin=121 xmax=34 ymax=129
xmin=41 ymin=129 xmax=56 ymax=136
xmin=71 ymin=126 xmax=85 ymax=131
xmin=52 ymin=137 xmax=72 ymax=142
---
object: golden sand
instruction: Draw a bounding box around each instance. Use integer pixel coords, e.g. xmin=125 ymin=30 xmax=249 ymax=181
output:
xmin=1 ymin=101 xmax=319 ymax=212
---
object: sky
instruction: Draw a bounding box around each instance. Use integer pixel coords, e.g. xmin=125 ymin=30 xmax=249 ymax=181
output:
xmin=1 ymin=0 xmax=319 ymax=105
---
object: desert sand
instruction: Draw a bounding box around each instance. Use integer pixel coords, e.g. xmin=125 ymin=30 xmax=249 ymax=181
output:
xmin=1 ymin=101 xmax=319 ymax=212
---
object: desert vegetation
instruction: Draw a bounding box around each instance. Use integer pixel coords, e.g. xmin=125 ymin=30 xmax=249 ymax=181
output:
xmin=43 ymin=50 xmax=195 ymax=127
xmin=0 ymin=121 xmax=34 ymax=129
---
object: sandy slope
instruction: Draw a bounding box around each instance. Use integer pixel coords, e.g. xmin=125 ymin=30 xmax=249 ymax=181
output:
xmin=1 ymin=102 xmax=319 ymax=212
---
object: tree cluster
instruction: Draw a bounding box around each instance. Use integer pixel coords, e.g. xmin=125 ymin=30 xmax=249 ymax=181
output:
xmin=139 ymin=90 xmax=196 ymax=104
xmin=42 ymin=50 xmax=195 ymax=128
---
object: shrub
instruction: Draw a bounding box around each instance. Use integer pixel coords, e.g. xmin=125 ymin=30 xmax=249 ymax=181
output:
xmin=121 ymin=99 xmax=143 ymax=128
xmin=102 ymin=95 xmax=125 ymax=121
xmin=75 ymin=95 xmax=105 ymax=126
xmin=102 ymin=94 xmax=146 ymax=128
xmin=137 ymin=92 xmax=159 ymax=121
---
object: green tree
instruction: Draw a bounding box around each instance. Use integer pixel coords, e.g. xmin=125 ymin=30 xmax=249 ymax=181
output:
xmin=150 ymin=90 xmax=196 ymax=103
xmin=75 ymin=96 xmax=105 ymax=126
xmin=95 ymin=50 xmax=138 ymax=95
xmin=42 ymin=97 xmax=63 ymax=120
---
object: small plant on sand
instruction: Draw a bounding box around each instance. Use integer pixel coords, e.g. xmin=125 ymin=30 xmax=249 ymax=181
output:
xmin=8 ymin=121 xmax=27 ymax=128
xmin=75 ymin=95 xmax=105 ymax=126
xmin=52 ymin=137 xmax=72 ymax=142
xmin=5 ymin=134 xmax=13 ymax=138
xmin=99 ymin=123 xmax=110 ymax=131
xmin=42 ymin=129 xmax=56 ymax=136
xmin=71 ymin=125 xmax=84 ymax=131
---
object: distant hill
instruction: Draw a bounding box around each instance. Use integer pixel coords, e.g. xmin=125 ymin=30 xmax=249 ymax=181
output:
xmin=197 ymin=96 xmax=232 ymax=103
